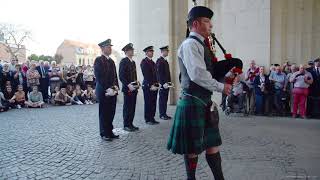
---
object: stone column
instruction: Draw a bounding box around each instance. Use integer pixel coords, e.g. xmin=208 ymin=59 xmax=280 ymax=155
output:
xmin=168 ymin=0 xmax=188 ymax=105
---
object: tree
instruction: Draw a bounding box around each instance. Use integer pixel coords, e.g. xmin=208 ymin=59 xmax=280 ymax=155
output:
xmin=28 ymin=54 xmax=39 ymax=61
xmin=0 ymin=23 xmax=31 ymax=62
xmin=54 ymin=54 xmax=63 ymax=64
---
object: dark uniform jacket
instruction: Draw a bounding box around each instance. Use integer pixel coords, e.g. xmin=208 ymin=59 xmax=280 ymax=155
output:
xmin=119 ymin=57 xmax=137 ymax=93
xmin=140 ymin=57 xmax=158 ymax=88
xmin=94 ymin=55 xmax=119 ymax=96
xmin=156 ymin=56 xmax=171 ymax=86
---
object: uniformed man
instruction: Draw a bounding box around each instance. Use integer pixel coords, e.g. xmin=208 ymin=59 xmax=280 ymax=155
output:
xmin=156 ymin=46 xmax=172 ymax=120
xmin=167 ymin=6 xmax=233 ymax=180
xmin=94 ymin=39 xmax=119 ymax=141
xmin=140 ymin=46 xmax=160 ymax=125
xmin=119 ymin=43 xmax=139 ymax=132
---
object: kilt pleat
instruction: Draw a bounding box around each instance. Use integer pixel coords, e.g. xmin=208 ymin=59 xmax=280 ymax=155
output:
xmin=167 ymin=93 xmax=222 ymax=155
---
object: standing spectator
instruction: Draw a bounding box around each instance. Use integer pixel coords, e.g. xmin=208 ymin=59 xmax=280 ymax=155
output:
xmin=61 ymin=65 xmax=69 ymax=83
xmin=10 ymin=85 xmax=26 ymax=109
xmin=290 ymin=64 xmax=313 ymax=118
xmin=269 ymin=65 xmax=287 ymax=115
xmin=254 ymin=66 xmax=271 ymax=115
xmin=22 ymin=60 xmax=30 ymax=74
xmin=25 ymin=86 xmax=45 ymax=108
xmin=307 ymin=58 xmax=320 ymax=118
xmin=286 ymin=64 xmax=298 ymax=112
xmin=48 ymin=61 xmax=62 ymax=97
xmin=245 ymin=60 xmax=259 ymax=114
xmin=12 ymin=64 xmax=28 ymax=94
xmin=83 ymin=65 xmax=95 ymax=87
xmin=76 ymin=66 xmax=85 ymax=89
xmin=36 ymin=60 xmax=50 ymax=103
xmin=9 ymin=59 xmax=17 ymax=72
xmin=0 ymin=63 xmax=13 ymax=91
xmin=66 ymin=65 xmax=77 ymax=86
xmin=26 ymin=61 xmax=41 ymax=92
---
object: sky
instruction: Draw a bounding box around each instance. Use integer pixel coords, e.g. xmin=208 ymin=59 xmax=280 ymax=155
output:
xmin=0 ymin=0 xmax=129 ymax=56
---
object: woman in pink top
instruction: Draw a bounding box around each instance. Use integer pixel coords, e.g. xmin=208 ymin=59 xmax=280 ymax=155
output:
xmin=290 ymin=64 xmax=313 ymax=118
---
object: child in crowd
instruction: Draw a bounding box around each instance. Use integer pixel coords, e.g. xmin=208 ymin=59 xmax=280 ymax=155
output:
xmin=72 ymin=84 xmax=85 ymax=105
xmin=25 ymin=86 xmax=44 ymax=108
xmin=0 ymin=91 xmax=9 ymax=112
xmin=54 ymin=84 xmax=72 ymax=106
xmin=50 ymin=86 xmax=60 ymax=104
xmin=3 ymin=85 xmax=16 ymax=109
xmin=83 ymin=84 xmax=96 ymax=104
xmin=10 ymin=85 xmax=26 ymax=109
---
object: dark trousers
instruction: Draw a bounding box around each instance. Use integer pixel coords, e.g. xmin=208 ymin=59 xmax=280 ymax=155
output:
xmin=143 ymin=88 xmax=158 ymax=122
xmin=98 ymin=95 xmax=117 ymax=137
xmin=274 ymin=89 xmax=285 ymax=113
xmin=255 ymin=94 xmax=265 ymax=114
xmin=123 ymin=92 xmax=137 ymax=127
xmin=159 ymin=89 xmax=169 ymax=117
xmin=40 ymin=78 xmax=49 ymax=101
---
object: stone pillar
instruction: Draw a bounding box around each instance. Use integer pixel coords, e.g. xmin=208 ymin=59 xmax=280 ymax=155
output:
xmin=168 ymin=0 xmax=188 ymax=105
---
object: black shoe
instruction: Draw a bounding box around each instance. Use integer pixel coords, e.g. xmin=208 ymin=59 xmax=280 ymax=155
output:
xmin=165 ymin=115 xmax=172 ymax=119
xmin=152 ymin=120 xmax=160 ymax=124
xmin=160 ymin=116 xmax=169 ymax=120
xmin=131 ymin=125 xmax=139 ymax=131
xmin=123 ymin=126 xmax=135 ymax=132
xmin=101 ymin=136 xmax=113 ymax=141
xmin=146 ymin=121 xmax=156 ymax=125
xmin=110 ymin=133 xmax=119 ymax=139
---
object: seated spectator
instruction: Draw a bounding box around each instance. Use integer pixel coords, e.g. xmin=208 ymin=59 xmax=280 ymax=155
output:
xmin=25 ymin=86 xmax=45 ymax=108
xmin=10 ymin=85 xmax=26 ymax=109
xmin=254 ymin=66 xmax=271 ymax=115
xmin=66 ymin=84 xmax=74 ymax=97
xmin=83 ymin=84 xmax=96 ymax=104
xmin=54 ymin=84 xmax=72 ymax=106
xmin=2 ymin=85 xmax=16 ymax=109
xmin=269 ymin=65 xmax=287 ymax=115
xmin=0 ymin=91 xmax=9 ymax=112
xmin=50 ymin=86 xmax=60 ymax=104
xmin=290 ymin=64 xmax=313 ymax=118
xmin=72 ymin=84 xmax=85 ymax=105
xmin=226 ymin=73 xmax=246 ymax=112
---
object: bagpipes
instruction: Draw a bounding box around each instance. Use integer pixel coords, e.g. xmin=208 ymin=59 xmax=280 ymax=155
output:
xmin=188 ymin=0 xmax=243 ymax=83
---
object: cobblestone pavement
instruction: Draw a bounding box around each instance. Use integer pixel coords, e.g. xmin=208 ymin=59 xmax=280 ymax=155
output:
xmin=0 ymin=102 xmax=320 ymax=180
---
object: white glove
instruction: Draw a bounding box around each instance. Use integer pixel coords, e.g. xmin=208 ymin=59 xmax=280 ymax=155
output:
xmin=163 ymin=83 xmax=169 ymax=89
xmin=150 ymin=85 xmax=158 ymax=91
xmin=105 ymin=88 xmax=116 ymax=96
xmin=128 ymin=84 xmax=136 ymax=91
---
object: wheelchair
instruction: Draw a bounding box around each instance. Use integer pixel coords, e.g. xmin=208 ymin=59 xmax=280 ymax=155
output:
xmin=224 ymin=82 xmax=249 ymax=116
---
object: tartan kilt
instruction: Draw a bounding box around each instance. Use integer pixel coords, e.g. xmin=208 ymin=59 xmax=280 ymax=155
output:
xmin=167 ymin=93 xmax=222 ymax=155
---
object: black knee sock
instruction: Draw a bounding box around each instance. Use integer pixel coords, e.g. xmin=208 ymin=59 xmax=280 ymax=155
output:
xmin=206 ymin=152 xmax=225 ymax=180
xmin=184 ymin=155 xmax=198 ymax=180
